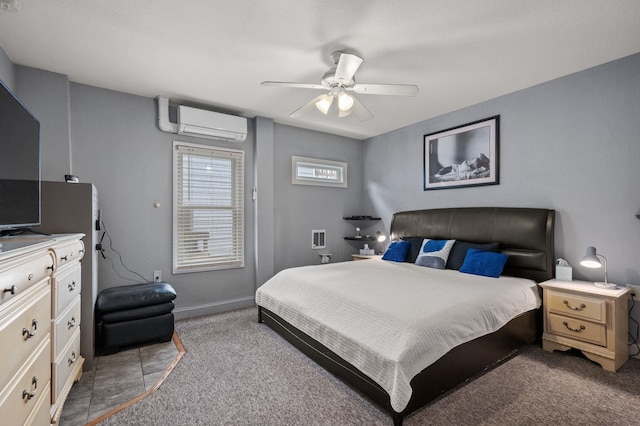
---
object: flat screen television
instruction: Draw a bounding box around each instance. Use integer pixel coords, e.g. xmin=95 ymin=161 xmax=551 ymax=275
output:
xmin=0 ymin=79 xmax=41 ymax=235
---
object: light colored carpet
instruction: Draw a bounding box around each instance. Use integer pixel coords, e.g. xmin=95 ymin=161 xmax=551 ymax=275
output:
xmin=101 ymin=307 xmax=640 ymax=425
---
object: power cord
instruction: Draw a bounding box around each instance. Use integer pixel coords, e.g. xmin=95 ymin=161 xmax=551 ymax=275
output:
xmin=629 ymin=292 xmax=639 ymax=357
xmin=96 ymin=220 xmax=151 ymax=283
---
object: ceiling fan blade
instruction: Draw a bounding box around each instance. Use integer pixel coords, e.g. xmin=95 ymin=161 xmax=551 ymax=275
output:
xmin=289 ymin=94 xmax=329 ymax=118
xmin=350 ymin=95 xmax=373 ymax=122
xmin=349 ymin=83 xmax=419 ymax=96
xmin=334 ymin=53 xmax=363 ymax=84
xmin=261 ymin=81 xmax=327 ymax=90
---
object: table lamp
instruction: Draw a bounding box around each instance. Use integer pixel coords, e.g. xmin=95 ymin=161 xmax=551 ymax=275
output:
xmin=580 ymin=246 xmax=616 ymax=289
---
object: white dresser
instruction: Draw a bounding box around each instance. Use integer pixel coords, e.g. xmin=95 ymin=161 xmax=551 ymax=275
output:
xmin=0 ymin=233 xmax=84 ymax=425
xmin=49 ymin=234 xmax=85 ymax=422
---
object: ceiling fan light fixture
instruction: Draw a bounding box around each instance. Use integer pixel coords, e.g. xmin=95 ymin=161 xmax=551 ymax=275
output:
xmin=338 ymin=107 xmax=352 ymax=118
xmin=338 ymin=91 xmax=354 ymax=112
xmin=315 ymin=95 xmax=333 ymax=115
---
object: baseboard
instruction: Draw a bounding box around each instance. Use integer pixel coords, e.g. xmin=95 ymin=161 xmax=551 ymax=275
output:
xmin=173 ymin=296 xmax=255 ymax=320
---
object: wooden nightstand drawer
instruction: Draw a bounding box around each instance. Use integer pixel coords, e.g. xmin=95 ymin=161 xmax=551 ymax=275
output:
xmin=547 ymin=290 xmax=606 ymax=323
xmin=540 ymin=279 xmax=630 ymax=372
xmin=548 ymin=313 xmax=607 ymax=346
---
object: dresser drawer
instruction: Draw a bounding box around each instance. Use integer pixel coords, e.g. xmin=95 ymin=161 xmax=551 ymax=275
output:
xmin=23 ymin=382 xmax=51 ymax=426
xmin=0 ymin=251 xmax=54 ymax=308
xmin=548 ymin=313 xmax=607 ymax=346
xmin=0 ymin=338 xmax=51 ymax=426
xmin=52 ymin=295 xmax=81 ymax=358
xmin=52 ymin=327 xmax=81 ymax=404
xmin=52 ymin=263 xmax=81 ymax=317
xmin=0 ymin=283 xmax=51 ymax=390
xmin=547 ymin=290 xmax=606 ymax=323
xmin=51 ymin=240 xmax=85 ymax=273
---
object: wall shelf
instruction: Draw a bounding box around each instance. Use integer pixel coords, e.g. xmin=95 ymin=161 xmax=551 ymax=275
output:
xmin=343 ymin=215 xmax=381 ymax=241
xmin=343 ymin=216 xmax=381 ymax=221
xmin=344 ymin=236 xmax=378 ymax=242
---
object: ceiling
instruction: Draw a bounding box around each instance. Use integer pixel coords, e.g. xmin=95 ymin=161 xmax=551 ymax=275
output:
xmin=1 ymin=1 xmax=639 ymax=140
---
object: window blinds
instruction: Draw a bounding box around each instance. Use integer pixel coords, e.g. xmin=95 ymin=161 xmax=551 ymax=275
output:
xmin=173 ymin=142 xmax=244 ymax=273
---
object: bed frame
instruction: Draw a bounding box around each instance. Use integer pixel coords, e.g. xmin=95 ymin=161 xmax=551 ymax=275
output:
xmin=258 ymin=207 xmax=555 ymax=425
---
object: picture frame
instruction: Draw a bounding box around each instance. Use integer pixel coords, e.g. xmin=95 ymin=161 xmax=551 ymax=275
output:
xmin=423 ymin=115 xmax=499 ymax=191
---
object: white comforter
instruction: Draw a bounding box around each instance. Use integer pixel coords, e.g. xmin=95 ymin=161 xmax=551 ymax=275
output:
xmin=255 ymin=258 xmax=541 ymax=412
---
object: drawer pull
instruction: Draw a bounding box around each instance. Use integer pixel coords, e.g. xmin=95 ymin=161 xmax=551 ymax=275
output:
xmin=562 ymin=321 xmax=586 ymax=333
xmin=68 ymin=281 xmax=77 ymax=292
xmin=563 ymin=300 xmax=586 ymax=311
xmin=28 ymin=273 xmax=34 ymax=281
xmin=3 ymin=285 xmax=17 ymax=295
xmin=68 ymin=317 xmax=77 ymax=329
xmin=22 ymin=319 xmax=38 ymax=339
xmin=22 ymin=376 xmax=38 ymax=401
xmin=68 ymin=351 xmax=77 ymax=366
xmin=47 ymin=264 xmax=55 ymax=271
xmin=61 ymin=255 xmax=68 ymax=261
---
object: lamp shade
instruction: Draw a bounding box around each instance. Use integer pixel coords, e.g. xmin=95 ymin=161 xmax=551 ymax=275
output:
xmin=376 ymin=231 xmax=387 ymax=242
xmin=315 ymin=95 xmax=333 ymax=114
xmin=580 ymin=246 xmax=602 ymax=268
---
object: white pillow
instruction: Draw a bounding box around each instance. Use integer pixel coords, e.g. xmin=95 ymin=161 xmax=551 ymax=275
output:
xmin=414 ymin=239 xmax=456 ymax=269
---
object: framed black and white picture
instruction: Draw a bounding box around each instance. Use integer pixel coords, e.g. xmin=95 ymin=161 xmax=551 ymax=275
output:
xmin=423 ymin=116 xmax=499 ymax=191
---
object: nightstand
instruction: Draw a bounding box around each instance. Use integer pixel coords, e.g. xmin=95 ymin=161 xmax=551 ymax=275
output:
xmin=351 ymin=254 xmax=383 ymax=261
xmin=539 ymin=279 xmax=630 ymax=372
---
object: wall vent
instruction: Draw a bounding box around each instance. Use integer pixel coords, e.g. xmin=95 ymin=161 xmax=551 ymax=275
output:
xmin=312 ymin=230 xmax=326 ymax=249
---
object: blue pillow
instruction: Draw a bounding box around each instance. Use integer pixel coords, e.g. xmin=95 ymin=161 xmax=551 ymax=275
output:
xmin=414 ymin=239 xmax=455 ymax=269
xmin=446 ymin=241 xmax=500 ymax=270
xmin=382 ymin=241 xmax=411 ymax=262
xmin=459 ymin=248 xmax=509 ymax=278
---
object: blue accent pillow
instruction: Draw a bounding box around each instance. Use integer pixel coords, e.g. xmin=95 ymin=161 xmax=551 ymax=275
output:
xmin=382 ymin=240 xmax=411 ymax=262
xmin=446 ymin=241 xmax=500 ymax=270
xmin=414 ymin=239 xmax=455 ymax=269
xmin=459 ymin=248 xmax=509 ymax=278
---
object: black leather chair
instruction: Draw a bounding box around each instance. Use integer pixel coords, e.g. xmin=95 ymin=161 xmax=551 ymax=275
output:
xmin=96 ymin=282 xmax=176 ymax=355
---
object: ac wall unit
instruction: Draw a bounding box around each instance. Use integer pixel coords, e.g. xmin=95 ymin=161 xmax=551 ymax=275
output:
xmin=177 ymin=105 xmax=247 ymax=142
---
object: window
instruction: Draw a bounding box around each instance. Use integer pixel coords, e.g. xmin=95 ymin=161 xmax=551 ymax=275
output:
xmin=291 ymin=156 xmax=347 ymax=188
xmin=173 ymin=142 xmax=244 ymax=273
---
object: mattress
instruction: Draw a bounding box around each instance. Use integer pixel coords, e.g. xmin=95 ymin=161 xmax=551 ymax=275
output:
xmin=255 ymin=258 xmax=541 ymax=412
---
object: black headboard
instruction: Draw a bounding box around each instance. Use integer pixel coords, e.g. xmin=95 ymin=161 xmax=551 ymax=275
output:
xmin=390 ymin=207 xmax=555 ymax=282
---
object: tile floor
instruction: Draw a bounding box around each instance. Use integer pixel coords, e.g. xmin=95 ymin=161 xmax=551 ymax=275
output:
xmin=59 ymin=340 xmax=179 ymax=425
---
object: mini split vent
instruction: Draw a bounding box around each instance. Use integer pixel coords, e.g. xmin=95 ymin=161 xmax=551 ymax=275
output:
xmin=156 ymin=96 xmax=247 ymax=142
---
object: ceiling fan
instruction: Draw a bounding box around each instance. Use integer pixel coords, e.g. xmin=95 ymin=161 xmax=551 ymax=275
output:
xmin=261 ymin=51 xmax=419 ymax=122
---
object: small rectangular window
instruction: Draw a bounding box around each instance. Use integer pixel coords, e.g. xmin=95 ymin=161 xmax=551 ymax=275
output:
xmin=292 ymin=156 xmax=347 ymax=188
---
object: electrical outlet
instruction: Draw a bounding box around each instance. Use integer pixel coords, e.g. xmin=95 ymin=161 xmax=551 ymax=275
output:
xmin=626 ymin=284 xmax=640 ymax=297
xmin=153 ymin=270 xmax=162 ymax=283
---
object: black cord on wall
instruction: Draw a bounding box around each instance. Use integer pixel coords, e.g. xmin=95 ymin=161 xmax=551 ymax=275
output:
xmin=97 ymin=220 xmax=151 ymax=284
xmin=628 ymin=293 xmax=639 ymax=357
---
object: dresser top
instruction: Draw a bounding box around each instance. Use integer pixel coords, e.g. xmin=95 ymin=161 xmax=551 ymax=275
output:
xmin=0 ymin=233 xmax=84 ymax=261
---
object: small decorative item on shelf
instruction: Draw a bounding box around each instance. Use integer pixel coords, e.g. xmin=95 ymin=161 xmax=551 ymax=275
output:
xmin=354 ymin=227 xmax=362 ymax=238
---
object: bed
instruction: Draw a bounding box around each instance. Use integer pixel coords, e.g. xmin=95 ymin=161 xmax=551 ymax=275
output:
xmin=256 ymin=207 xmax=555 ymax=425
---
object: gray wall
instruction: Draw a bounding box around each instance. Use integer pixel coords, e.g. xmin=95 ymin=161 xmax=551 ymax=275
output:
xmin=273 ymin=124 xmax=364 ymax=271
xmin=67 ymin=83 xmax=257 ymax=318
xmin=363 ymin=53 xmax=640 ymax=288
xmin=14 ymin=66 xmax=71 ymax=181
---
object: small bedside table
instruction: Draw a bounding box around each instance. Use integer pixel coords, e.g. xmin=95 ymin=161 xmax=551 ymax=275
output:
xmin=351 ymin=254 xmax=383 ymax=261
xmin=539 ymin=279 xmax=630 ymax=372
